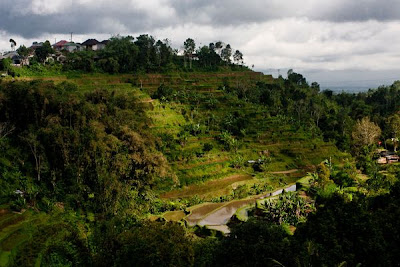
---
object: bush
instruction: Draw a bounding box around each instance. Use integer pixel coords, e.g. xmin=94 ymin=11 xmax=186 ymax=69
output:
xmin=218 ymin=131 xmax=239 ymax=151
xmin=114 ymin=222 xmax=194 ymax=267
xmin=152 ymin=84 xmax=175 ymax=102
xmin=202 ymin=143 xmax=213 ymax=153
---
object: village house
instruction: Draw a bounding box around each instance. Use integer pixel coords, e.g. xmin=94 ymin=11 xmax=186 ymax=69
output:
xmin=0 ymin=51 xmax=22 ymax=66
xmin=52 ymin=40 xmax=68 ymax=51
xmin=377 ymin=150 xmax=400 ymax=164
xmin=53 ymin=41 xmax=82 ymax=52
xmin=30 ymin=41 xmax=43 ymax=50
xmin=64 ymin=42 xmax=82 ymax=52
xmin=97 ymin=40 xmax=109 ymax=50
xmin=81 ymin=39 xmax=100 ymax=51
xmin=81 ymin=39 xmax=109 ymax=51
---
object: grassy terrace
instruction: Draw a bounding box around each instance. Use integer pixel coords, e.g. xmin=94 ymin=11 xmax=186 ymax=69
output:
xmin=133 ymin=72 xmax=346 ymax=201
xmin=0 ymin=208 xmax=47 ymax=266
xmin=12 ymin=71 xmax=347 ymax=203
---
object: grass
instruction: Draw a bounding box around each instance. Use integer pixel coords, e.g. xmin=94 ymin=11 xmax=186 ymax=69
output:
xmin=163 ymin=211 xmax=186 ymax=222
xmin=11 ymin=71 xmax=349 ymax=203
xmin=0 ymin=209 xmax=56 ymax=266
xmin=161 ymin=174 xmax=253 ymax=199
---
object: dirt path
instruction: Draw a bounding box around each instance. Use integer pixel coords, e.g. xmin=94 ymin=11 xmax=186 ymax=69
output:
xmin=141 ymin=98 xmax=154 ymax=103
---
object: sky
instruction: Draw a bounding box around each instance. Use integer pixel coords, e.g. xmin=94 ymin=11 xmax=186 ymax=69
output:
xmin=1 ymin=0 xmax=400 ymax=90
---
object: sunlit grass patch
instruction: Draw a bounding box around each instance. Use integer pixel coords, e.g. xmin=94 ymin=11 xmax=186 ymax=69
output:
xmin=163 ymin=211 xmax=186 ymax=222
xmin=161 ymin=174 xmax=253 ymax=199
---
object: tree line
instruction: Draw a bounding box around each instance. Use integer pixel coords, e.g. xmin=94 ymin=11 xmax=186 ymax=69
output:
xmin=1 ymin=35 xmax=246 ymax=74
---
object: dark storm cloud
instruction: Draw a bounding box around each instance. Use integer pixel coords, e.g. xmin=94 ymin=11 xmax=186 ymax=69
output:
xmin=170 ymin=0 xmax=400 ymax=25
xmin=0 ymin=0 xmax=170 ymax=38
xmin=1 ymin=0 xmax=400 ymax=38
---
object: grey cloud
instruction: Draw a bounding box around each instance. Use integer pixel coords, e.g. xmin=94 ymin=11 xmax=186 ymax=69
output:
xmin=170 ymin=0 xmax=400 ymax=26
xmin=1 ymin=0 xmax=400 ymax=38
xmin=318 ymin=1 xmax=400 ymax=22
xmin=0 ymin=0 xmax=172 ymax=38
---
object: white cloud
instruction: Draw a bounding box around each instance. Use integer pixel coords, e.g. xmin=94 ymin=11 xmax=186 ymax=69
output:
xmin=29 ymin=0 xmax=69 ymax=15
xmin=152 ymin=18 xmax=400 ymax=72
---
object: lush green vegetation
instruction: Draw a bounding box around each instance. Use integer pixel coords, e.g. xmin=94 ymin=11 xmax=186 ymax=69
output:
xmin=1 ymin=59 xmax=400 ymax=266
xmin=1 ymin=35 xmax=248 ymax=78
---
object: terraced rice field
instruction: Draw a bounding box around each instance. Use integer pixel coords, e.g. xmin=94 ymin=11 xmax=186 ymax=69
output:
xmin=161 ymin=174 xmax=253 ymax=199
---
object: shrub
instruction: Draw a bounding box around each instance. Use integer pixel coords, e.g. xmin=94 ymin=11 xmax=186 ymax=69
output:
xmin=152 ymin=84 xmax=175 ymax=102
xmin=202 ymin=143 xmax=213 ymax=153
xmin=218 ymin=131 xmax=239 ymax=151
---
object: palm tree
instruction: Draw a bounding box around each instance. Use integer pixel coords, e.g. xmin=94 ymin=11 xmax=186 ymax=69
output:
xmin=9 ymin=39 xmax=16 ymax=51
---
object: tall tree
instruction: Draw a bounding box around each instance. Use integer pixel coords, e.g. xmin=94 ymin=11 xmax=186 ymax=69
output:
xmin=35 ymin=40 xmax=54 ymax=63
xmin=233 ymin=49 xmax=243 ymax=65
xmin=387 ymin=113 xmax=400 ymax=151
xmin=9 ymin=39 xmax=16 ymax=51
xmin=102 ymin=35 xmax=138 ymax=72
xmin=155 ymin=39 xmax=173 ymax=68
xmin=352 ymin=117 xmax=381 ymax=148
xmin=184 ymin=38 xmax=196 ymax=69
xmin=17 ymin=45 xmax=29 ymax=65
xmin=215 ymin=41 xmax=224 ymax=56
xmin=135 ymin=34 xmax=157 ymax=71
xmin=221 ymin=44 xmax=232 ymax=64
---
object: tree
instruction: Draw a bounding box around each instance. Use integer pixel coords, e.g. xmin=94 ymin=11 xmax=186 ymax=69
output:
xmin=351 ymin=117 xmax=381 ymax=148
xmin=184 ymin=38 xmax=196 ymax=69
xmin=258 ymin=192 xmax=313 ymax=225
xmin=294 ymin=195 xmax=387 ymax=266
xmin=214 ymin=219 xmax=292 ymax=266
xmin=98 ymin=57 xmax=119 ymax=74
xmin=114 ymin=222 xmax=194 ymax=267
xmin=0 ymin=58 xmax=12 ymax=72
xmin=0 ymin=122 xmax=15 ymax=140
xmin=134 ymin=34 xmax=157 ymax=71
xmin=155 ymin=39 xmax=173 ymax=68
xmin=209 ymin=42 xmax=215 ymax=51
xmin=387 ymin=113 xmax=400 ymax=151
xmin=101 ymin=35 xmax=138 ymax=72
xmin=215 ymin=41 xmax=224 ymax=56
xmin=21 ymin=132 xmax=44 ymax=181
xmin=9 ymin=39 xmax=16 ymax=51
xmin=35 ymin=40 xmax=54 ymax=63
xmin=197 ymin=45 xmax=220 ymax=68
xmin=221 ymin=44 xmax=232 ymax=64
xmin=287 ymin=69 xmax=308 ymax=87
xmin=233 ymin=49 xmax=243 ymax=65
xmin=17 ymin=45 xmax=29 ymax=65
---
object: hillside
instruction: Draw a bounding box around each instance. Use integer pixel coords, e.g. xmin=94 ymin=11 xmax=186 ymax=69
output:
xmin=0 ymin=69 xmax=374 ymax=266
xmin=10 ymin=71 xmax=346 ymax=203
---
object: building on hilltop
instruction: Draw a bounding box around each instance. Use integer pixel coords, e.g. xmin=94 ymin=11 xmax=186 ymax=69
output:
xmin=81 ymin=39 xmax=109 ymax=51
xmin=64 ymin=42 xmax=82 ymax=52
xmin=0 ymin=51 xmax=22 ymax=66
xmin=97 ymin=40 xmax=109 ymax=50
xmin=81 ymin=39 xmax=100 ymax=51
xmin=30 ymin=41 xmax=43 ymax=50
xmin=52 ymin=40 xmax=68 ymax=51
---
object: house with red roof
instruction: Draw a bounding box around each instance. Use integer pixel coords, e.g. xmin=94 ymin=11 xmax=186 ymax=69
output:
xmin=53 ymin=40 xmax=68 ymax=51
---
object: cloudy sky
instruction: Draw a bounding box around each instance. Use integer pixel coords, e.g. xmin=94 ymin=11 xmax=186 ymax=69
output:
xmin=1 ymin=0 xmax=400 ymax=89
